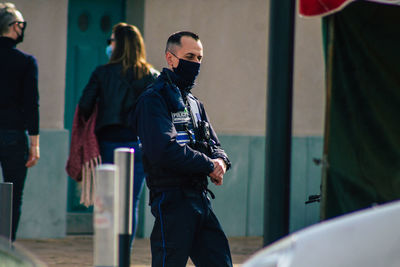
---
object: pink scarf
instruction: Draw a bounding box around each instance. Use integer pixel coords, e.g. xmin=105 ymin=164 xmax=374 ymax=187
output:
xmin=66 ymin=105 xmax=101 ymax=207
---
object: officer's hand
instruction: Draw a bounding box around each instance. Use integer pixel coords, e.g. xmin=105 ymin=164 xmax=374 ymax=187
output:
xmin=209 ymin=174 xmax=222 ymax=185
xmin=216 ymin=158 xmax=227 ymax=173
xmin=209 ymin=159 xmax=226 ymax=186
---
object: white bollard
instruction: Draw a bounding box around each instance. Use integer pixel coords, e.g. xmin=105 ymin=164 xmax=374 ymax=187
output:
xmin=114 ymin=148 xmax=135 ymax=267
xmin=94 ymin=164 xmax=119 ymax=267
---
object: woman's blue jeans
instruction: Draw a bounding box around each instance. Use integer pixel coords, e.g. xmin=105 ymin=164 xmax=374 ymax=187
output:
xmin=99 ymin=140 xmax=146 ymax=248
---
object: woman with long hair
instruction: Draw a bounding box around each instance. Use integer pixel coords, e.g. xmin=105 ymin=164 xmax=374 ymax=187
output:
xmin=78 ymin=22 xmax=158 ymax=246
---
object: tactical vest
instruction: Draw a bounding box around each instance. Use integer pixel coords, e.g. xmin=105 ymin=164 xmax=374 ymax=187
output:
xmin=144 ymin=83 xmax=210 ymax=189
xmin=172 ymin=93 xmax=201 ymax=147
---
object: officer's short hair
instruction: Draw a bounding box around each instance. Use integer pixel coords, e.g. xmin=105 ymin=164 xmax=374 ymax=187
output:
xmin=0 ymin=2 xmax=19 ymax=35
xmin=165 ymin=31 xmax=200 ymax=54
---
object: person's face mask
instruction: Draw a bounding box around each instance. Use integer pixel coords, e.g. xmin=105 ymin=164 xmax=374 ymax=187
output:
xmin=105 ymin=45 xmax=113 ymax=59
xmin=16 ymin=28 xmax=25 ymax=43
xmin=170 ymin=52 xmax=201 ymax=87
xmin=12 ymin=21 xmax=26 ymax=44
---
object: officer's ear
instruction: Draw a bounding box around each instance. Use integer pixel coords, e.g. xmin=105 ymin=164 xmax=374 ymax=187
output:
xmin=165 ymin=51 xmax=175 ymax=69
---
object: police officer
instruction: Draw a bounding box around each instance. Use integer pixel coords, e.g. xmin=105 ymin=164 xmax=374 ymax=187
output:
xmin=132 ymin=31 xmax=232 ymax=266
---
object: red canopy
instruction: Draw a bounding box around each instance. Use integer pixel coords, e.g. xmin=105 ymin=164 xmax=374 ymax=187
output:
xmin=299 ymin=0 xmax=400 ymax=16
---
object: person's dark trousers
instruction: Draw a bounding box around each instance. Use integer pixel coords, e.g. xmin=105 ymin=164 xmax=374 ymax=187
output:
xmin=99 ymin=140 xmax=146 ymax=248
xmin=150 ymin=188 xmax=233 ymax=267
xmin=0 ymin=130 xmax=29 ymax=242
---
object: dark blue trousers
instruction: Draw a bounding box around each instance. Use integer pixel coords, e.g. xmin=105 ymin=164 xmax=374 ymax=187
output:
xmin=0 ymin=130 xmax=29 ymax=241
xmin=99 ymin=140 xmax=146 ymax=248
xmin=150 ymin=188 xmax=232 ymax=267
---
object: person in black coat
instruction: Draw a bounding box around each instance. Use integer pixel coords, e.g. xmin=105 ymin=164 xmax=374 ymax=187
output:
xmin=0 ymin=3 xmax=40 ymax=242
xmin=78 ymin=22 xmax=158 ymax=247
xmin=132 ymin=31 xmax=232 ymax=267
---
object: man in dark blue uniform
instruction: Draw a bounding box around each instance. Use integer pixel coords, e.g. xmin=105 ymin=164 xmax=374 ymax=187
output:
xmin=133 ymin=31 xmax=232 ymax=266
xmin=0 ymin=3 xmax=40 ymax=242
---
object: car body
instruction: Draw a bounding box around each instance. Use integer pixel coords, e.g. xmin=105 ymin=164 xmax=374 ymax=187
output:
xmin=243 ymin=200 xmax=400 ymax=267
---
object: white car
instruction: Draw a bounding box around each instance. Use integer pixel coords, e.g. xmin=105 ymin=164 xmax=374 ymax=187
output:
xmin=243 ymin=200 xmax=400 ymax=267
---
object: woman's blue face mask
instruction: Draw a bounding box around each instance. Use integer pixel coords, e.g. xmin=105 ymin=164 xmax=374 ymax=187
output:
xmin=105 ymin=45 xmax=113 ymax=59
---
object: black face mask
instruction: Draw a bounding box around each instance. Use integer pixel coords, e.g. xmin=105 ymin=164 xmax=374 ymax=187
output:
xmin=15 ymin=27 xmax=25 ymax=44
xmin=171 ymin=54 xmax=201 ymax=89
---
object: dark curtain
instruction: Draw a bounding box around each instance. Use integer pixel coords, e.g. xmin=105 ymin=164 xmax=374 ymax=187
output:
xmin=321 ymin=1 xmax=400 ymax=219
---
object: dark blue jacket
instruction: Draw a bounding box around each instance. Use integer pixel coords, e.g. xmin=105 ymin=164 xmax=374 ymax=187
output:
xmin=132 ymin=68 xmax=230 ymax=188
xmin=0 ymin=37 xmax=39 ymax=135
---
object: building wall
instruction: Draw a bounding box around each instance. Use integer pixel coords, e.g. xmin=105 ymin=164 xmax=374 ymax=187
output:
xmin=3 ymin=0 xmax=69 ymax=239
xmin=293 ymin=15 xmax=325 ymax=137
xmin=142 ymin=0 xmax=325 ymax=136
xmin=144 ymin=0 xmax=268 ymax=135
xmin=13 ymin=0 xmax=68 ymax=129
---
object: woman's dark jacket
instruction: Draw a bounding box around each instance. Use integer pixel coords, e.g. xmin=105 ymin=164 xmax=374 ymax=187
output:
xmin=78 ymin=63 xmax=158 ymax=138
xmin=0 ymin=37 xmax=39 ymax=135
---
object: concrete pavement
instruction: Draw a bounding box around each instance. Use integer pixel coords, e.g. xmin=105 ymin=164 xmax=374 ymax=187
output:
xmin=15 ymin=235 xmax=263 ymax=267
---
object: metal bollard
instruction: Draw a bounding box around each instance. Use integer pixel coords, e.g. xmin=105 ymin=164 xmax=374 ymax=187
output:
xmin=0 ymin=182 xmax=13 ymax=244
xmin=114 ymin=148 xmax=134 ymax=267
xmin=94 ymin=164 xmax=119 ymax=267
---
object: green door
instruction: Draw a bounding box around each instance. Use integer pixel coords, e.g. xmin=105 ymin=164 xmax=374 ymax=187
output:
xmin=64 ymin=0 xmax=125 ymax=221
